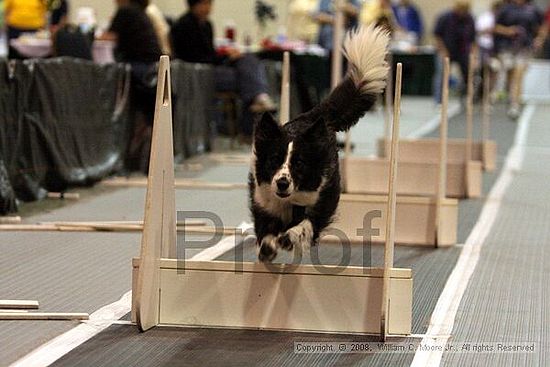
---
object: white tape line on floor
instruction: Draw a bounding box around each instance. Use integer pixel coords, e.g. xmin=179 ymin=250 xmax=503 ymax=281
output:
xmin=410 ymin=104 xmax=535 ymax=367
xmin=10 ymin=222 xmax=253 ymax=367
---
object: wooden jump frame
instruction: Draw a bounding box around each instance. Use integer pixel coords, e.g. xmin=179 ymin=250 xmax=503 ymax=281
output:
xmin=346 ymin=53 xmax=482 ymax=199
xmin=102 ymin=177 xmax=247 ymax=190
xmin=132 ymin=56 xmax=412 ymax=340
xmin=377 ymin=53 xmax=495 ymax=173
xmin=326 ymin=5 xmax=458 ymax=245
xmin=0 ymin=220 xmax=239 ymax=235
xmin=205 ymin=153 xmax=250 ymax=165
xmin=0 ymin=216 xmax=21 ymax=224
xmin=47 ymin=192 xmax=80 ymax=200
xmin=335 ymin=60 xmax=457 ymax=247
xmin=0 ymin=299 xmax=89 ymax=320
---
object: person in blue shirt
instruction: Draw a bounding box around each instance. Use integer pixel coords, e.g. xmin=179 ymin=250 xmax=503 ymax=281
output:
xmin=494 ymin=0 xmax=543 ymax=119
xmin=432 ymin=1 xmax=476 ymax=104
xmin=315 ymin=0 xmax=360 ymax=51
xmin=392 ymin=0 xmax=423 ymax=43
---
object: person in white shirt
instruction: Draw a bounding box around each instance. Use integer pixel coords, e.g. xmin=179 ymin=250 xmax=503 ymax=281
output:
xmin=477 ymin=2 xmax=500 ymax=60
xmin=476 ymin=1 xmax=503 ymax=100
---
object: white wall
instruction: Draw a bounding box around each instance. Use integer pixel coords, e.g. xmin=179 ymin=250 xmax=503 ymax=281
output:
xmin=70 ymin=0 xmax=501 ymax=44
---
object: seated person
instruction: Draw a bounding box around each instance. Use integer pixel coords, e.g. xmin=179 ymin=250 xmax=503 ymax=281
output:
xmin=170 ymin=0 xmax=275 ymax=137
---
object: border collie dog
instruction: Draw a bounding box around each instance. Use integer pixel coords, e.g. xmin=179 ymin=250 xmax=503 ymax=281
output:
xmin=249 ymin=26 xmax=390 ymax=262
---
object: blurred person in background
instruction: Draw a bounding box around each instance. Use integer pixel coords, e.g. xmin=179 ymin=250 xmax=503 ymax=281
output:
xmin=170 ymin=0 xmax=275 ymax=139
xmin=315 ymin=0 xmax=359 ymax=51
xmin=101 ymin=0 xmax=162 ymax=172
xmin=476 ymin=1 xmax=503 ymax=100
xmin=102 ymin=0 xmax=161 ymax=69
xmin=4 ymin=0 xmax=46 ymax=57
xmin=534 ymin=5 xmax=550 ymax=59
xmin=314 ymin=0 xmax=359 ymax=149
xmin=287 ymin=0 xmax=319 ymax=43
xmin=494 ymin=0 xmax=543 ymax=119
xmin=49 ymin=0 xmax=69 ymax=34
xmin=146 ymin=1 xmax=171 ymax=55
xmin=392 ymin=0 xmax=423 ymax=43
xmin=432 ymin=1 xmax=476 ymax=105
xmin=50 ymin=0 xmax=94 ymax=60
xmin=360 ymin=0 xmax=396 ymax=33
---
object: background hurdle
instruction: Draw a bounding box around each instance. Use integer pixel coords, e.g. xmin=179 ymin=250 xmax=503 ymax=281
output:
xmin=377 ymin=52 xmax=496 ymax=174
xmin=334 ymin=59 xmax=458 ymax=247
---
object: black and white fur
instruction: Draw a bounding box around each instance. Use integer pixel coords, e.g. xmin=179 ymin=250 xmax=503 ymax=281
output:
xmin=249 ymin=26 xmax=390 ymax=262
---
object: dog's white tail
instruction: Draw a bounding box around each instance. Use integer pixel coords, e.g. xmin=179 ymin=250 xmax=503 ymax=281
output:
xmin=285 ymin=25 xmax=390 ymax=132
xmin=343 ymin=25 xmax=390 ymax=95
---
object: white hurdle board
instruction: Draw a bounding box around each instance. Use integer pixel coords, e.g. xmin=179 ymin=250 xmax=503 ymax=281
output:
xmin=132 ymin=259 xmax=412 ymax=335
xmin=132 ymin=56 xmax=412 ymax=338
xmin=377 ymin=52 xmax=495 ymax=173
xmin=378 ymin=60 xmax=495 ymax=172
xmin=378 ymin=56 xmax=496 ymax=172
xmin=348 ymin=53 xmax=483 ymax=199
xmin=335 ymin=59 xmax=458 ymax=247
xmin=377 ymin=138 xmax=495 ymax=173
xmin=344 ymin=157 xmax=481 ymax=198
xmin=333 ymin=194 xmax=458 ymax=246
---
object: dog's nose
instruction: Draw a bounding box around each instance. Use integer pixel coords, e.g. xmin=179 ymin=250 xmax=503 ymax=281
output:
xmin=276 ymin=178 xmax=290 ymax=192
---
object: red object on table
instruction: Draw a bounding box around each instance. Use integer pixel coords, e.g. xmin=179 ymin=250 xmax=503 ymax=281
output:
xmin=225 ymin=26 xmax=236 ymax=42
xmin=260 ymin=38 xmax=294 ymax=52
xmin=216 ymin=45 xmax=230 ymax=56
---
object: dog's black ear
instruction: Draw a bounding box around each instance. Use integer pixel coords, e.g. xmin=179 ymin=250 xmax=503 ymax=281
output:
xmin=254 ymin=112 xmax=282 ymax=144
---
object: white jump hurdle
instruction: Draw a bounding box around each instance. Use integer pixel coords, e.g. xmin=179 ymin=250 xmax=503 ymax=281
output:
xmin=377 ymin=53 xmax=495 ymax=173
xmin=132 ymin=56 xmax=412 ymax=339
xmin=353 ymin=53 xmax=483 ymax=199
xmin=343 ymin=157 xmax=481 ymax=199
xmin=333 ymin=58 xmax=458 ymax=247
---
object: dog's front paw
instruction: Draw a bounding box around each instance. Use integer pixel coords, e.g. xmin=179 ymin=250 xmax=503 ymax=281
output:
xmin=277 ymin=219 xmax=314 ymax=252
xmin=277 ymin=231 xmax=295 ymax=251
xmin=258 ymin=235 xmax=277 ymax=263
